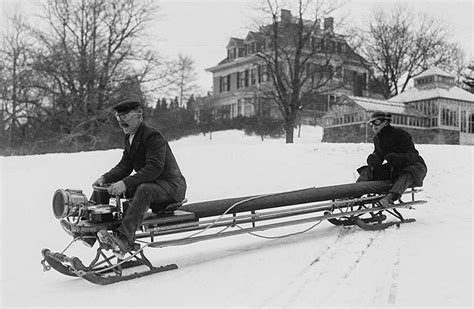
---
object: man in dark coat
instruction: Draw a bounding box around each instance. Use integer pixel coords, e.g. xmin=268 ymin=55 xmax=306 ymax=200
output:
xmin=357 ymin=111 xmax=427 ymax=207
xmin=94 ymin=100 xmax=187 ymax=257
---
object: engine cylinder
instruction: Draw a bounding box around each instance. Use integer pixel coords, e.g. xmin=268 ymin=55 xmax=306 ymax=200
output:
xmin=52 ymin=189 xmax=89 ymax=219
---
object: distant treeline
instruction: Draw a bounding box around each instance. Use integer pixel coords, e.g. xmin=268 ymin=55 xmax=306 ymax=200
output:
xmin=0 ymin=97 xmax=285 ymax=156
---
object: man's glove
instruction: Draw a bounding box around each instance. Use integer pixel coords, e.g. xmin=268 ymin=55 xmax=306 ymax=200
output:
xmin=385 ymin=153 xmax=405 ymax=168
xmin=92 ymin=176 xmax=105 ymax=187
xmin=367 ymin=154 xmax=382 ymax=166
xmin=108 ymin=181 xmax=127 ymax=196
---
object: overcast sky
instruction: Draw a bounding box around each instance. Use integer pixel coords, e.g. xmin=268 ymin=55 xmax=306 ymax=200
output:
xmin=1 ymin=0 xmax=473 ymax=95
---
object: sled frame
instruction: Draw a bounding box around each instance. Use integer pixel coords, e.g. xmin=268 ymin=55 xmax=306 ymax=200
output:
xmin=41 ymin=246 xmax=178 ymax=285
xmin=42 ymin=188 xmax=425 ymax=285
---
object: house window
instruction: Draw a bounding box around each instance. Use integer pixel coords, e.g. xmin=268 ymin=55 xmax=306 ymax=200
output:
xmin=244 ymin=98 xmax=254 ymax=116
xmin=239 ymin=70 xmax=249 ymax=88
xmin=320 ymin=38 xmax=325 ymax=51
xmin=328 ymin=94 xmax=336 ymax=106
xmin=441 ymin=107 xmax=458 ymax=127
xmin=328 ymin=40 xmax=335 ymax=53
xmin=228 ymin=48 xmax=237 ymax=60
xmin=250 ymin=69 xmax=257 ymax=85
xmin=221 ymin=75 xmax=230 ymax=92
xmin=258 ymin=64 xmax=268 ymax=83
xmin=461 ymin=110 xmax=467 ymax=132
xmin=468 ymin=113 xmax=474 ymax=133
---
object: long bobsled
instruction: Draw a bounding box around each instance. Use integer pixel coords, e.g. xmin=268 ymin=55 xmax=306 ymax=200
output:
xmin=41 ymin=180 xmax=426 ymax=285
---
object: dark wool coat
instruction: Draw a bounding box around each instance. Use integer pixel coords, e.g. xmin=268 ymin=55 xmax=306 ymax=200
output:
xmin=102 ymin=122 xmax=186 ymax=201
xmin=370 ymin=125 xmax=427 ymax=187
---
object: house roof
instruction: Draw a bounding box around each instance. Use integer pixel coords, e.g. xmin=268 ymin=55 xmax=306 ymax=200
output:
xmin=416 ymin=67 xmax=453 ymax=79
xmin=244 ymin=31 xmax=266 ymax=43
xmin=347 ymin=96 xmax=426 ymax=117
xmin=226 ymin=37 xmax=244 ymax=49
xmin=388 ymin=85 xmax=474 ymax=103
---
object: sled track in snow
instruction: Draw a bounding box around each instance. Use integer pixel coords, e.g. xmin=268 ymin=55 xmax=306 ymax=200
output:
xmin=264 ymin=226 xmax=392 ymax=306
xmin=262 ymin=226 xmax=359 ymax=305
xmin=308 ymin=227 xmax=356 ymax=266
xmin=315 ymin=229 xmax=384 ymax=302
xmin=388 ymin=247 xmax=401 ymax=304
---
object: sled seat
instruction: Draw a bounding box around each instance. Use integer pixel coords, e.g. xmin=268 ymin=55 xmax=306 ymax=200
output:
xmin=149 ymin=198 xmax=188 ymax=215
xmin=141 ymin=210 xmax=197 ymax=231
xmin=142 ymin=198 xmax=194 ymax=226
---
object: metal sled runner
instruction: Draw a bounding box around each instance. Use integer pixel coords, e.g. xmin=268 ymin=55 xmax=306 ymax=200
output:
xmin=41 ymin=181 xmax=427 ymax=285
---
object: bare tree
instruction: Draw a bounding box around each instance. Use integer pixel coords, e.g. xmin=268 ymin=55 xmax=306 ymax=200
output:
xmin=253 ymin=0 xmax=356 ymax=143
xmin=462 ymin=62 xmax=474 ymax=93
xmin=444 ymin=46 xmax=470 ymax=86
xmin=0 ymin=13 xmax=38 ymax=148
xmin=168 ymin=54 xmax=200 ymax=108
xmin=30 ymin=0 xmax=161 ymax=144
xmin=353 ymin=4 xmax=457 ymax=98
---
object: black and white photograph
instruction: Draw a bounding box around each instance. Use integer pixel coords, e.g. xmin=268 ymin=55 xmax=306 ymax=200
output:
xmin=1 ymin=0 xmax=472 ymax=307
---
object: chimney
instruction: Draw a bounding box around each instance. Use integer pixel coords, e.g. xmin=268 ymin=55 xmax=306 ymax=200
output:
xmin=281 ymin=9 xmax=291 ymax=23
xmin=324 ymin=17 xmax=334 ymax=32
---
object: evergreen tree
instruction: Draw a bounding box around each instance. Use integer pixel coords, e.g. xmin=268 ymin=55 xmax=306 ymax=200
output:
xmin=186 ymin=94 xmax=196 ymax=110
xmin=171 ymin=96 xmax=179 ymax=110
xmin=155 ymin=98 xmax=161 ymax=111
xmin=161 ymin=98 xmax=168 ymax=111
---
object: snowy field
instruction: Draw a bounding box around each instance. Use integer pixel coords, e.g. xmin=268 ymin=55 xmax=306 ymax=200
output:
xmin=1 ymin=126 xmax=472 ymax=308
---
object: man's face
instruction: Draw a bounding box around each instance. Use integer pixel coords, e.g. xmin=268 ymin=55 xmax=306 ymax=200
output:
xmin=369 ymin=118 xmax=388 ymax=135
xmin=115 ymin=110 xmax=142 ymax=134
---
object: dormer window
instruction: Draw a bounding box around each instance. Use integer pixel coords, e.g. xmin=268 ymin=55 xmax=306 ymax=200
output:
xmin=246 ymin=42 xmax=260 ymax=55
xmin=227 ymin=48 xmax=238 ymax=60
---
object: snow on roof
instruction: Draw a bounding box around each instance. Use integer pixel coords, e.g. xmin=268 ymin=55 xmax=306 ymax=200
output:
xmin=388 ymin=85 xmax=474 ymax=103
xmin=416 ymin=67 xmax=453 ymax=79
xmin=348 ymin=96 xmax=425 ymax=117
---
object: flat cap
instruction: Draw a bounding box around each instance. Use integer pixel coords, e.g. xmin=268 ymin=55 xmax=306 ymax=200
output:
xmin=113 ymin=100 xmax=142 ymax=114
xmin=367 ymin=110 xmax=392 ymax=123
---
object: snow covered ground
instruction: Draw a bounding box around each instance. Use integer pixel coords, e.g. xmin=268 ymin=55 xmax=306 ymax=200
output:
xmin=1 ymin=126 xmax=472 ymax=308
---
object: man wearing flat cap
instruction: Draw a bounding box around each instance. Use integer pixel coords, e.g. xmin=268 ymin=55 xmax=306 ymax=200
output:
xmin=93 ymin=100 xmax=187 ymax=257
xmin=357 ymin=110 xmax=427 ymax=207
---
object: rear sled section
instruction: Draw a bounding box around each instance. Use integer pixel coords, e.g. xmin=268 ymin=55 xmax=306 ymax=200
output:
xmin=41 ymin=181 xmax=426 ymax=285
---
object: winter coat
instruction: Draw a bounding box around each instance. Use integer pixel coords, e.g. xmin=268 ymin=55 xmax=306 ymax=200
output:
xmin=369 ymin=125 xmax=427 ymax=187
xmin=102 ymin=122 xmax=187 ymax=201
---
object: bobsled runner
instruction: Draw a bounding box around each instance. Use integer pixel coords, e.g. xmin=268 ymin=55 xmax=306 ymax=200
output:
xmin=41 ymin=181 xmax=426 ymax=285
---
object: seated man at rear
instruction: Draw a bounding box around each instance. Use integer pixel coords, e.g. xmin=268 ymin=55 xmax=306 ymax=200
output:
xmin=357 ymin=111 xmax=427 ymax=207
xmin=93 ymin=100 xmax=187 ymax=257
